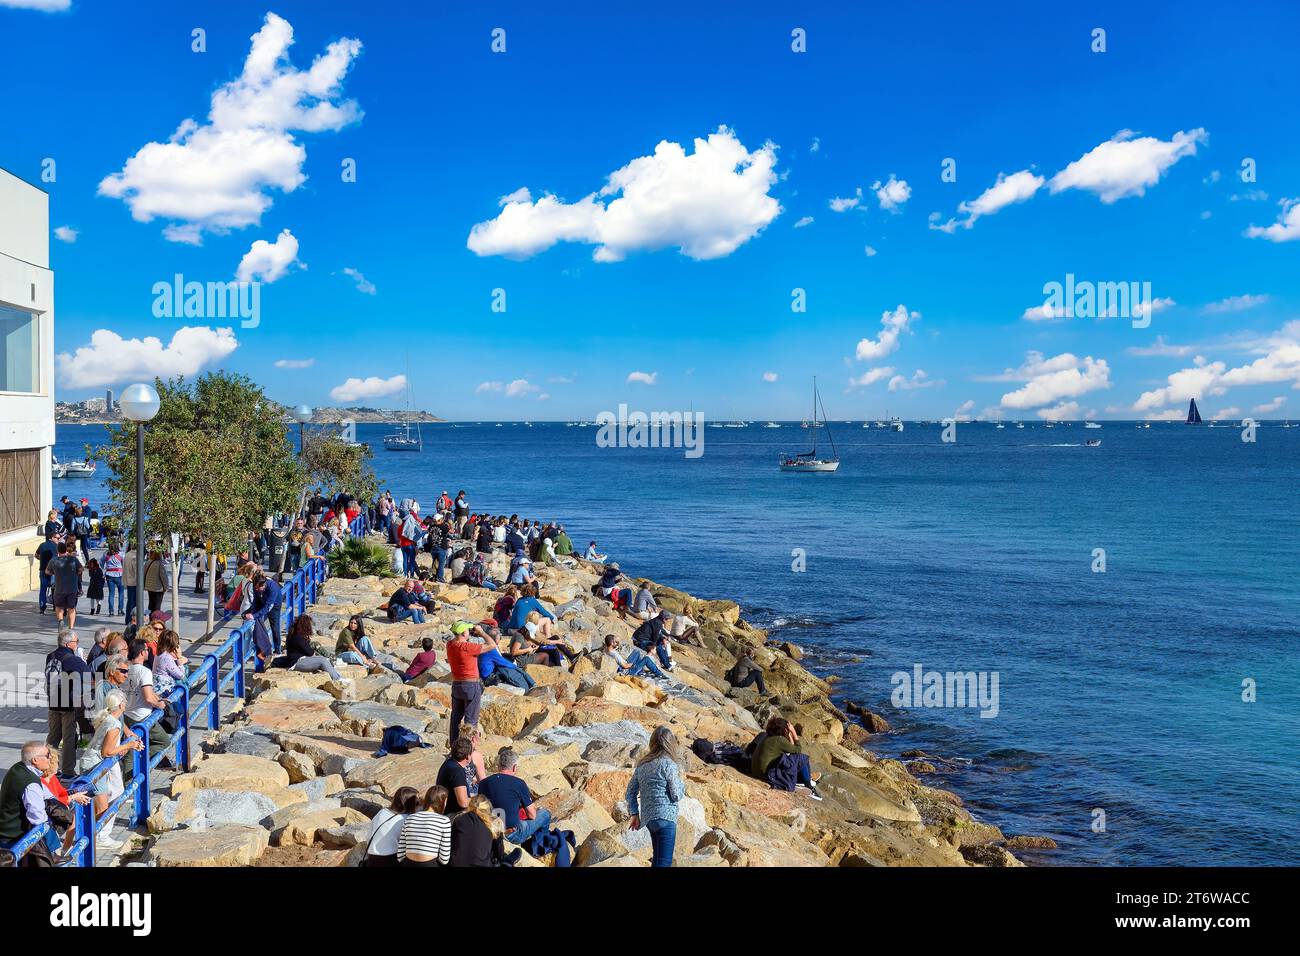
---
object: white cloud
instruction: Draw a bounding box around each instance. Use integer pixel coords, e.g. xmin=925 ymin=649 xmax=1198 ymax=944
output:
xmin=1230 ymin=189 xmax=1268 ymax=202
xmin=341 ymin=266 xmax=376 ymax=295
xmin=56 ymin=326 xmax=238 ymax=388
xmin=329 ymin=374 xmax=406 ymax=403
xmin=274 ymin=358 xmax=314 ymax=369
xmin=475 ymin=381 xmax=504 ymax=394
xmin=762 ymin=371 xmax=778 ymax=382
xmin=1145 ymin=409 xmax=1184 ymax=421
xmin=998 ymin=352 xmax=1111 ymax=409
xmin=53 ymin=225 xmax=78 ymax=243
xmin=794 ymin=216 xmax=814 ymax=228
xmin=829 ymin=188 xmax=863 ymax=212
xmin=855 ymin=305 xmax=918 ymax=362
xmin=505 ymin=378 xmax=541 ymax=398
xmin=930 ymin=169 xmax=1044 ymax=232
xmin=1023 ymin=303 xmax=1068 ymax=322
xmin=1132 ymin=297 xmax=1177 ymax=319
xmin=873 ymin=175 xmax=911 ymax=212
xmin=848 ymin=367 xmax=894 ymax=389
xmin=235 ymin=228 xmax=301 ymax=283
xmin=626 ymin=370 xmax=658 ymax=385
xmin=809 ymin=137 xmax=820 ymax=154
xmin=1133 ymin=356 xmax=1228 ymax=411
xmin=1203 ymin=293 xmax=1268 ymax=314
xmin=1211 ymin=407 xmax=1242 ymax=421
xmin=864 ymin=245 xmax=877 ymax=257
xmin=0 ymin=0 xmax=71 ymax=9
xmin=467 ymin=126 xmax=781 ymax=262
xmin=1253 ymin=396 xmax=1287 ymax=414
xmin=499 ymin=187 xmax=531 ymax=206
xmin=1245 ymin=199 xmax=1300 ymax=242
xmin=1036 ymin=401 xmax=1081 ymax=421
xmin=98 ymin=13 xmax=362 ymax=243
xmin=1126 ymin=336 xmax=1195 ymax=358
xmin=888 ymin=369 xmax=942 ymax=391
xmin=1049 ymin=128 xmax=1207 ymax=203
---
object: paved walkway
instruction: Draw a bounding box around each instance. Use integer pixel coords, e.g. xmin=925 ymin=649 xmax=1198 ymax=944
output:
xmin=0 ymin=548 xmax=242 ymax=865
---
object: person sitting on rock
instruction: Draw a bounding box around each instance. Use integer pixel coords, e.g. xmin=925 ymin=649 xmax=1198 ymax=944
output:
xmin=585 ymin=541 xmax=607 ymax=562
xmin=603 ymin=634 xmax=667 ymax=680
xmin=632 ymin=583 xmax=660 ymax=621
xmin=507 ymin=550 xmax=536 ymax=586
xmin=386 ymin=580 xmax=427 ymax=624
xmin=398 ymin=785 xmax=452 ymax=867
xmin=401 ymin=637 xmax=439 ymax=683
xmin=501 ymin=583 xmax=554 ymax=635
xmin=337 ymin=615 xmax=405 ymax=676
xmin=725 ymin=650 xmax=768 ymax=696
xmin=632 ymin=609 xmax=676 ymax=672
xmin=364 ymin=786 xmax=420 ymax=867
xmin=436 ymin=738 xmax=476 ymax=816
xmin=479 ymin=640 xmax=536 ymax=691
xmin=748 ymin=717 xmax=822 ymax=800
xmin=478 ymin=747 xmax=552 ymax=847
xmin=596 ymin=563 xmax=633 ymax=616
xmin=667 ymin=610 xmax=701 ymax=646
xmin=451 ymin=794 xmax=519 ymax=867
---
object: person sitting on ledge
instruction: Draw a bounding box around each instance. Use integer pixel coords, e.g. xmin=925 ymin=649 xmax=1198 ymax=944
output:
xmin=596 ymin=563 xmax=633 ymax=617
xmin=401 ymin=637 xmax=439 ymax=683
xmin=725 ymin=650 xmax=768 ymax=696
xmin=398 ymin=785 xmax=451 ymax=867
xmin=585 ymin=541 xmax=608 ymax=562
xmin=502 ymin=583 xmax=554 ymax=635
xmin=632 ymin=582 xmax=660 ymax=621
xmin=748 ymin=716 xmax=822 ymax=800
xmin=603 ymin=634 xmax=667 ymax=680
xmin=386 ymin=579 xmax=427 ymax=624
xmin=478 ymin=747 xmax=552 ymax=847
xmin=479 ymin=640 xmax=535 ymax=691
xmin=275 ymin=614 xmax=349 ymax=686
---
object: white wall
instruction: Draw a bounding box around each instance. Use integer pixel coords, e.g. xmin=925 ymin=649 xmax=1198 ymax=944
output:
xmin=0 ymin=166 xmax=55 ymax=549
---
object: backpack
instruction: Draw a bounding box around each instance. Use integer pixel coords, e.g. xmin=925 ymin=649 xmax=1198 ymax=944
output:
xmin=691 ymin=738 xmax=750 ymax=771
xmin=463 ymin=560 xmax=485 ymax=588
xmin=225 ymin=582 xmax=245 ymax=611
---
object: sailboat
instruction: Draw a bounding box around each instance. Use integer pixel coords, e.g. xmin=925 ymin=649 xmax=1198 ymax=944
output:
xmin=781 ymin=378 xmax=840 ymax=472
xmin=383 ymin=380 xmax=423 ymax=451
xmin=1186 ymin=398 xmax=1203 ymax=425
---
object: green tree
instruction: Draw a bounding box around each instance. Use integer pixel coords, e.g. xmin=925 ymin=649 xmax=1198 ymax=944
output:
xmin=299 ymin=430 xmax=378 ymax=506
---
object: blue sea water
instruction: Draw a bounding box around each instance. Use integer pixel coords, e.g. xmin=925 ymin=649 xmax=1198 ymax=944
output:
xmin=55 ymin=420 xmax=1300 ymax=866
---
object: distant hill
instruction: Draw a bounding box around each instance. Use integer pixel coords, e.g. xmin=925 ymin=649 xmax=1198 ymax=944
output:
xmin=56 ymin=400 xmax=442 ymax=425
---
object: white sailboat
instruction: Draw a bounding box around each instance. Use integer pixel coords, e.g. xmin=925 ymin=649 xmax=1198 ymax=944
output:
xmin=781 ymin=378 xmax=840 ymax=472
xmin=383 ymin=380 xmax=423 ymax=451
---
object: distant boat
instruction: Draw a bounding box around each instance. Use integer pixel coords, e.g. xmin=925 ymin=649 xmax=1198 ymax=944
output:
xmin=724 ymin=421 xmax=746 ymax=428
xmin=51 ymin=454 xmax=67 ymax=479
xmin=63 ymin=460 xmax=96 ymax=477
xmin=1084 ymin=421 xmax=1102 ymax=429
xmin=1015 ymin=422 xmax=1025 ymax=429
xmin=996 ymin=422 xmax=1005 ymax=429
xmin=1086 ymin=439 xmax=1101 ymax=447
xmin=781 ymin=378 xmax=840 ymax=472
xmin=763 ymin=422 xmax=780 ymax=428
xmin=1186 ymin=398 xmax=1203 ymax=425
xmin=383 ymin=374 xmax=423 ymax=451
xmin=889 ymin=416 xmax=904 ymax=432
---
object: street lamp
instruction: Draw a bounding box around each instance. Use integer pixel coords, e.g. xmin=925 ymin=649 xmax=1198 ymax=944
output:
xmin=120 ymin=383 xmax=160 ymax=629
xmin=293 ymin=405 xmax=313 ymax=456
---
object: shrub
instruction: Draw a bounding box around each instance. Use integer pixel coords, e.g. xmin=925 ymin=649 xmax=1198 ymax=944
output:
xmin=327 ymin=537 xmax=395 ymax=579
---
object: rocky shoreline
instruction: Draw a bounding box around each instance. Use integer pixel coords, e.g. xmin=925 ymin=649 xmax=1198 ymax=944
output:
xmin=141 ymin=541 xmax=1035 ymax=867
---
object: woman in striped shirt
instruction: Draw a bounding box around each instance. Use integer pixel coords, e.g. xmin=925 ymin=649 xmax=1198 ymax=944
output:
xmin=398 ymin=785 xmax=452 ymax=867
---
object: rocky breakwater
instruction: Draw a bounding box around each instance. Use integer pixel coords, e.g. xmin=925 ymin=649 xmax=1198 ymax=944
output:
xmin=142 ymin=548 xmax=1023 ymax=867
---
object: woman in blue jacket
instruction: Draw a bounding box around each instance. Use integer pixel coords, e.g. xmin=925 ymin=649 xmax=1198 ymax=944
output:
xmin=625 ymin=726 xmax=685 ymax=867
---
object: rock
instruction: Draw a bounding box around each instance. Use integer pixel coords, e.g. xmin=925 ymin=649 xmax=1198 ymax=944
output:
xmin=535 ymin=788 xmax=617 ymax=845
xmin=781 ymin=642 xmax=803 ymax=660
xmin=436 ymin=583 xmax=471 ymax=603
xmin=338 ymin=788 xmax=389 ymax=818
xmin=147 ymin=788 xmax=285 ymax=834
xmin=317 ymin=821 xmax=371 ymax=849
xmin=150 ymin=825 xmax=270 ymax=867
xmin=516 ymin=704 xmax=566 ymax=740
xmin=275 ymin=731 xmax=382 ymax=773
xmin=616 ymin=797 xmax=708 ymax=862
xmin=813 ymin=769 xmax=921 ymax=823
xmin=960 ymin=844 xmax=1025 ymax=867
xmin=478 ymin=693 xmax=551 ymax=738
xmin=538 ymin=720 xmax=651 ymax=749
xmin=333 ymin=700 xmax=435 ymax=736
xmin=273 ymin=806 xmax=368 ymax=846
xmin=172 ymin=754 xmax=291 ymax=796
xmin=253 ymin=686 xmax=337 ymax=704
xmin=216 ymin=729 xmax=282 ymax=761
xmin=578 ymin=768 xmax=633 ymax=812
xmin=1004 ymin=835 xmax=1059 ymax=850
xmin=289 ymin=774 xmax=344 ymax=802
xmin=845 ymin=701 xmax=892 ymax=734
xmin=347 ymin=746 xmax=449 ymax=796
xmin=278 ymin=750 xmax=317 ymax=783
xmin=908 ymin=760 xmax=938 ymax=774
xmin=575 ymin=826 xmax=632 ymax=867
xmin=581 ymin=740 xmax=642 ymax=767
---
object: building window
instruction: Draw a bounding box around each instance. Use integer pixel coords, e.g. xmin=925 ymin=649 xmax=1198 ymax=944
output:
xmin=0 ymin=448 xmax=41 ymax=536
xmin=0 ymin=304 xmax=40 ymax=393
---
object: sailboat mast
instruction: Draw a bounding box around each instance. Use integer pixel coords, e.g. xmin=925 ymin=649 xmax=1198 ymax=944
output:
xmin=817 ymin=381 xmax=837 ymax=458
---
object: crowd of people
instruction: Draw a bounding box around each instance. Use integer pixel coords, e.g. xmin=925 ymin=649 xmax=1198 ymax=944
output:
xmin=3 ymin=484 xmax=823 ymax=868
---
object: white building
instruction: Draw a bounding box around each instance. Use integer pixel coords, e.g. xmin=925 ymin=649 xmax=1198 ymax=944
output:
xmin=0 ymin=167 xmax=55 ymax=600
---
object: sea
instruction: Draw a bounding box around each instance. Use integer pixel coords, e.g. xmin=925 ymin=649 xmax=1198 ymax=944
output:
xmin=53 ymin=419 xmax=1300 ymax=866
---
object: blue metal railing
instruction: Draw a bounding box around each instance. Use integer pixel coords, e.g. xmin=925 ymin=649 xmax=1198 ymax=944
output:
xmin=2 ymin=541 xmax=341 ymax=866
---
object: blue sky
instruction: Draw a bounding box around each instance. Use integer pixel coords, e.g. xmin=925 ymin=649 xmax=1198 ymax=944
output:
xmin=3 ymin=0 xmax=1299 ymax=420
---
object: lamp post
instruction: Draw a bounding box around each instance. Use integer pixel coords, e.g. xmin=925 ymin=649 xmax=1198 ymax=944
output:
xmin=293 ymin=405 xmax=313 ymax=456
xmin=119 ymin=383 xmax=160 ymax=629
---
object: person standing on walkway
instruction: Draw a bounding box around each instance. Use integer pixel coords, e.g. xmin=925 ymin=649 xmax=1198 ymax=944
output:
xmin=47 ymin=542 xmax=83 ymax=630
xmin=44 ymin=628 xmax=91 ymax=778
xmin=142 ymin=549 xmax=167 ymax=614
xmin=625 ymin=726 xmax=686 ymax=868
xmin=35 ymin=532 xmax=58 ymax=615
xmin=121 ymin=541 xmax=139 ymax=626
xmin=103 ymin=542 xmax=124 ymax=618
xmin=246 ymin=573 xmax=283 ymax=653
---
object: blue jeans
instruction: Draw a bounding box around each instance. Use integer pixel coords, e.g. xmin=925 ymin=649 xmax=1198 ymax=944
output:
xmin=392 ymin=606 xmax=425 ymax=624
xmin=645 ymin=818 xmax=677 ymax=867
xmin=625 ymin=648 xmax=666 ymax=679
xmin=486 ymin=666 xmax=535 ymax=691
xmin=433 ymin=547 xmax=450 ymax=582
xmin=506 ymin=808 xmax=552 ymax=845
xmin=39 ymin=574 xmax=51 ymax=611
xmin=123 ymin=587 xmax=137 ymax=626
xmin=635 ymin=639 xmax=672 ymax=669
xmin=401 ymin=545 xmax=417 ymax=575
xmin=105 ymin=576 xmax=124 ymax=615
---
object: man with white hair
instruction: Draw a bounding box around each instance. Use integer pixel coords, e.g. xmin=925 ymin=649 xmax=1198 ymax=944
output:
xmin=0 ymin=742 xmax=91 ymax=864
xmin=45 ymin=628 xmax=91 ymax=777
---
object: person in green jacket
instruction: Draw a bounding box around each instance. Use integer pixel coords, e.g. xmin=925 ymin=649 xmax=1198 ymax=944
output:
xmin=749 ymin=716 xmax=823 ymax=800
xmin=553 ymin=526 xmax=574 ymax=556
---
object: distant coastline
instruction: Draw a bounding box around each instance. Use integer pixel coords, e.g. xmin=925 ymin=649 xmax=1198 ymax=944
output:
xmin=55 ymin=400 xmax=444 ymax=426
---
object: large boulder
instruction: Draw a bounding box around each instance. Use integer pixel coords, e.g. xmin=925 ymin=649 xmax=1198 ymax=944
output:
xmin=478 ymin=693 xmax=551 ymax=738
xmin=147 ymin=787 xmax=289 ymax=834
xmin=273 ymin=806 xmax=369 ymax=847
xmin=150 ymin=825 xmax=270 ymax=867
xmin=215 ymin=729 xmax=282 ymax=761
xmin=171 ymin=754 xmax=290 ymax=796
xmin=333 ymin=700 xmax=436 ymax=737
xmin=538 ymin=720 xmax=650 ymax=749
xmin=277 ymin=750 xmax=317 ymax=783
xmin=534 ymin=788 xmax=618 ymax=845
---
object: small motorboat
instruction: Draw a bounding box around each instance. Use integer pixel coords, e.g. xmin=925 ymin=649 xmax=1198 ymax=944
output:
xmin=51 ymin=454 xmax=67 ymax=479
xmin=1086 ymin=439 xmax=1101 ymax=447
xmin=62 ymin=460 xmax=97 ymax=477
